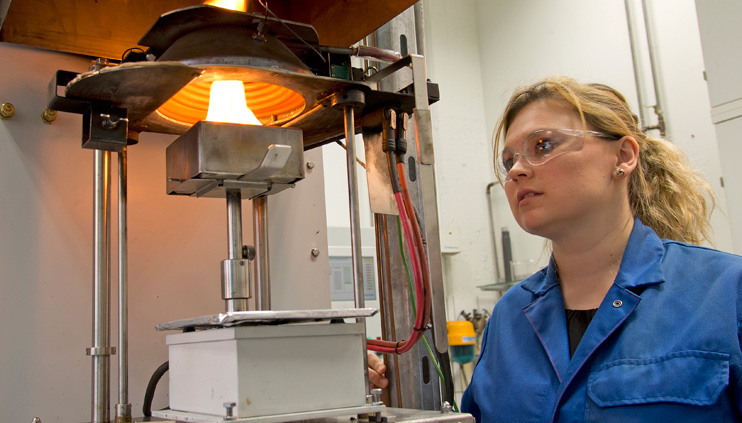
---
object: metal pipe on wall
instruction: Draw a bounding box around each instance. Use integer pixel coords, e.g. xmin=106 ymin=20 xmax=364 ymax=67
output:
xmin=91 ymin=149 xmax=112 ymax=423
xmin=413 ymin=1 xmax=426 ymax=57
xmin=253 ymin=197 xmax=271 ymax=311
xmin=485 ymin=182 xmax=502 ymax=285
xmin=116 ymin=147 xmax=131 ymax=421
xmin=624 ymin=0 xmax=666 ymax=135
xmin=641 ymin=0 xmax=666 ymax=136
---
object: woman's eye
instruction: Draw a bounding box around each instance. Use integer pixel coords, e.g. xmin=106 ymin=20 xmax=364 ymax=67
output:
xmin=534 ymin=138 xmax=554 ymax=154
xmin=501 ymin=157 xmax=514 ymax=171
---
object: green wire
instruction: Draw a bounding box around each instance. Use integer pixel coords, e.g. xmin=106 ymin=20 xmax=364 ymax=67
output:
xmin=396 ymin=216 xmax=460 ymax=413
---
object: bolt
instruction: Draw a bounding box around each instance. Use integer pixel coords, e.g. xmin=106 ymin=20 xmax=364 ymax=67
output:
xmin=41 ymin=109 xmax=57 ymax=124
xmin=31 ymin=418 xmax=42 ymax=423
xmin=89 ymin=57 xmax=111 ymax=72
xmin=242 ymin=245 xmax=256 ymax=260
xmin=371 ymin=388 xmax=383 ymax=406
xmin=223 ymin=402 xmax=236 ymax=420
xmin=441 ymin=401 xmax=453 ymax=413
xmin=306 ymin=161 xmax=315 ymax=170
xmin=311 ymin=248 xmax=320 ymax=258
xmin=1 ymin=103 xmax=15 ymax=119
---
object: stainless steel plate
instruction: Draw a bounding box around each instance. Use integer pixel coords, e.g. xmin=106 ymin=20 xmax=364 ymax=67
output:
xmin=156 ymin=308 xmax=378 ymax=331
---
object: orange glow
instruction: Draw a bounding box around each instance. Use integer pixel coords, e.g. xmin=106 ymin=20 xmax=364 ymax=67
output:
xmin=206 ymin=81 xmax=261 ymax=125
xmin=156 ymin=80 xmax=306 ymax=127
xmin=204 ymin=0 xmax=246 ymax=12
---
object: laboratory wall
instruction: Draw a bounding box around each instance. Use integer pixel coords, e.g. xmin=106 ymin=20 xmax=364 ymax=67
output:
xmin=0 ymin=42 xmax=331 ymax=421
xmin=320 ymin=3 xmax=732 ymax=392
xmin=413 ymin=0 xmax=730 ymax=401
xmin=695 ymin=0 xmax=742 ymax=254
xmin=413 ymin=0 xmax=732 ymax=316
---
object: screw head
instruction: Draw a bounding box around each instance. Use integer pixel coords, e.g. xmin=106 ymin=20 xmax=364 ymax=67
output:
xmin=0 ymin=103 xmax=15 ymax=119
xmin=311 ymin=248 xmax=320 ymax=258
xmin=306 ymin=161 xmax=315 ymax=169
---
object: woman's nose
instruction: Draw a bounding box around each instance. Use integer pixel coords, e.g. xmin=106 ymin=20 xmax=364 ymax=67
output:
xmin=507 ymin=153 xmax=531 ymax=179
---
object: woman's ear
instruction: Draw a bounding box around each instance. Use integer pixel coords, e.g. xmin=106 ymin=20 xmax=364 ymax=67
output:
xmin=615 ymin=136 xmax=639 ymax=177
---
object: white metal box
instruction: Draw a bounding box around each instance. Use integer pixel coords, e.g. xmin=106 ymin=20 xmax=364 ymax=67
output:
xmin=167 ymin=323 xmax=367 ymax=418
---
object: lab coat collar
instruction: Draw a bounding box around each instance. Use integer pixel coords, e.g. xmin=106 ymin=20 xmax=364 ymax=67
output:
xmin=519 ymin=217 xmax=666 ymax=296
xmin=519 ymin=217 xmax=667 ymax=417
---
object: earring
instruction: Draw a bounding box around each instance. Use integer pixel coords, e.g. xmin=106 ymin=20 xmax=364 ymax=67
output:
xmin=616 ymin=168 xmax=625 ymax=177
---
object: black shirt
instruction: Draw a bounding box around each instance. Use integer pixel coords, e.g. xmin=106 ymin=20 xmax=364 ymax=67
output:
xmin=565 ymin=308 xmax=598 ymax=357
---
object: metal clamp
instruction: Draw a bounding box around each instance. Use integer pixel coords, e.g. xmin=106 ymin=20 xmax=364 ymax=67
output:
xmin=85 ymin=347 xmax=117 ymax=356
xmin=100 ymin=113 xmax=129 ymax=129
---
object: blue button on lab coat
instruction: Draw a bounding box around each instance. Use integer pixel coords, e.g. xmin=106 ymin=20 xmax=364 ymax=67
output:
xmin=462 ymin=218 xmax=742 ymax=422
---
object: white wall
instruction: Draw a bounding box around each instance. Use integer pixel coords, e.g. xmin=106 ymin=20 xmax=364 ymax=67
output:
xmin=695 ymin=0 xmax=742 ymax=254
xmin=410 ymin=0 xmax=732 ymax=401
xmin=416 ymin=0 xmax=732 ymax=316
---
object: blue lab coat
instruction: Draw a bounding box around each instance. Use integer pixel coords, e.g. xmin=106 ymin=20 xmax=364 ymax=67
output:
xmin=462 ymin=218 xmax=742 ymax=422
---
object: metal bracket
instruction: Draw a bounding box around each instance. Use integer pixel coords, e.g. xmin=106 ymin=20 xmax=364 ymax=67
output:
xmin=82 ymin=104 xmax=129 ymax=152
xmin=86 ymin=347 xmax=117 ymax=356
xmin=243 ymin=144 xmax=293 ymax=180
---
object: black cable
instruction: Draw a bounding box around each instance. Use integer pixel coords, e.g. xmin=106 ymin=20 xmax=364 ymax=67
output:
xmin=395 ymin=112 xmax=408 ymax=157
xmin=387 ymin=151 xmax=402 ymax=194
xmin=142 ymin=361 xmax=169 ymax=417
xmin=438 ymin=351 xmax=456 ymax=406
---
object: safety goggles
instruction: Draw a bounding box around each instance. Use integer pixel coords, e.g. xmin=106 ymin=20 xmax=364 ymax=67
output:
xmin=498 ymin=128 xmax=619 ymax=180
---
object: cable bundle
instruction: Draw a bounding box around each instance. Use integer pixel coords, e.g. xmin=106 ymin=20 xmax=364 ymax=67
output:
xmin=367 ymin=115 xmax=432 ymax=353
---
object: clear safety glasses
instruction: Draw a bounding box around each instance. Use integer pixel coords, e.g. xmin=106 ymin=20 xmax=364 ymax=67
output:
xmin=497 ymin=128 xmax=619 ymax=180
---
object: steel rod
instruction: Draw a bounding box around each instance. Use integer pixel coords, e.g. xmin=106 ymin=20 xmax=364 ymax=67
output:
xmin=92 ymin=149 xmax=111 ymax=423
xmin=344 ymin=105 xmax=365 ymax=310
xmin=343 ymin=104 xmax=370 ymax=392
xmin=253 ymin=197 xmax=271 ymax=311
xmin=226 ymin=190 xmax=248 ymax=312
xmin=116 ymin=147 xmax=131 ymax=421
xmin=226 ymin=190 xmax=243 ymax=260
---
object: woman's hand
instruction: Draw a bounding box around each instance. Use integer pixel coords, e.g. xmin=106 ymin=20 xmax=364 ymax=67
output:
xmin=368 ymin=352 xmax=389 ymax=389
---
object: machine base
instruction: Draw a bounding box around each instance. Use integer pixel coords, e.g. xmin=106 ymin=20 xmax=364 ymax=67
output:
xmin=153 ymin=406 xmax=474 ymax=423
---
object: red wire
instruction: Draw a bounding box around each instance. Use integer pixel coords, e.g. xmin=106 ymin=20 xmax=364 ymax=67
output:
xmin=367 ymin=161 xmax=431 ymax=354
xmin=397 ymin=162 xmax=432 ymax=333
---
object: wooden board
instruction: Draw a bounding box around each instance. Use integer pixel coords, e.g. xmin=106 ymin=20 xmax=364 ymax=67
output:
xmin=0 ymin=0 xmax=416 ymax=59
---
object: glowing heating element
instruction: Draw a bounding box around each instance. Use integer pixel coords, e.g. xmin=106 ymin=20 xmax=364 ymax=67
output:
xmin=156 ymin=80 xmax=306 ymax=127
xmin=204 ymin=0 xmax=246 ymax=12
xmin=206 ymin=81 xmax=261 ymax=125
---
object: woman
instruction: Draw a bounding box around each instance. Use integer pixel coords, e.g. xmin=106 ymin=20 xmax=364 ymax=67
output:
xmin=461 ymin=76 xmax=742 ymax=422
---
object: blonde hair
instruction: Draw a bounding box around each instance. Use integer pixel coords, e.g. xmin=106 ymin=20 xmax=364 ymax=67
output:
xmin=493 ymin=76 xmax=715 ymax=244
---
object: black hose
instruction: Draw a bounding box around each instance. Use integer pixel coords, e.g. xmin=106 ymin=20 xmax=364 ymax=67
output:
xmin=387 ymin=151 xmax=402 ymax=194
xmin=142 ymin=361 xmax=169 ymax=417
xmin=438 ymin=351 xmax=456 ymax=407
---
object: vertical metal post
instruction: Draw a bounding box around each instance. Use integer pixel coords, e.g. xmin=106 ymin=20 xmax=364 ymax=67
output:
xmin=226 ymin=190 xmax=248 ymax=312
xmin=253 ymin=197 xmax=271 ymax=311
xmin=344 ymin=104 xmax=366 ymax=311
xmin=91 ymin=149 xmax=111 ymax=423
xmin=342 ymin=103 xmax=370 ymax=392
xmin=116 ymin=147 xmax=131 ymax=422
